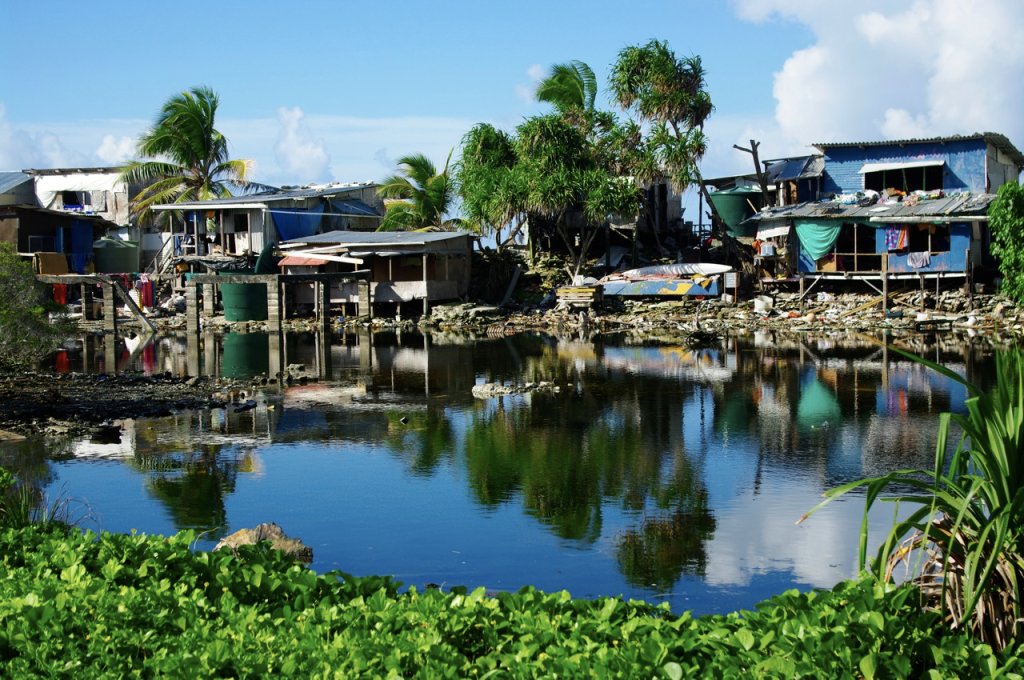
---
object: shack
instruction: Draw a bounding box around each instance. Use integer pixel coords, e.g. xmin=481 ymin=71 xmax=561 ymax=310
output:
xmin=148 ymin=182 xmax=384 ymax=274
xmin=740 ymin=133 xmax=1024 ymax=298
xmin=279 ymin=230 xmax=473 ymax=317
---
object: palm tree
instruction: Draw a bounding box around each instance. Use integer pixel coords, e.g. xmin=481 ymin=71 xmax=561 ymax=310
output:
xmin=535 ymin=60 xmax=597 ymax=114
xmin=120 ymin=86 xmax=255 ymax=225
xmin=377 ymin=151 xmax=462 ymax=231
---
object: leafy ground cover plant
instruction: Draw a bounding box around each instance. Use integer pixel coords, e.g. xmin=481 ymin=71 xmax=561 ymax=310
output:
xmin=801 ymin=348 xmax=1024 ymax=650
xmin=1 ymin=525 xmax=1020 ymax=677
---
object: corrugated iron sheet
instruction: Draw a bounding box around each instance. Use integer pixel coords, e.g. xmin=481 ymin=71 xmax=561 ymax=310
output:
xmin=0 ymin=172 xmax=31 ymax=196
xmin=744 ymin=192 xmax=995 ymax=225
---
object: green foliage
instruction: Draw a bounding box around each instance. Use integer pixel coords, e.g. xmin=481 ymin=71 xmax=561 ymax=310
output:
xmin=535 ymin=60 xmax=598 ymax=114
xmin=802 ymin=348 xmax=1024 ymax=650
xmin=377 ymin=151 xmax=464 ymax=232
xmin=0 ymin=466 xmax=73 ymax=530
xmin=609 ymin=40 xmax=713 ymax=192
xmin=0 ymin=243 xmax=72 ymax=369
xmin=120 ymin=86 xmax=257 ymax=225
xmin=989 ymin=181 xmax=1024 ymax=302
xmin=0 ymin=525 xmax=1019 ymax=677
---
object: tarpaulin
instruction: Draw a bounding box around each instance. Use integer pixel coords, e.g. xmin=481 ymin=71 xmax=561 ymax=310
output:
xmin=272 ymin=209 xmax=321 ymax=241
xmin=69 ymin=220 xmax=93 ymax=273
xmin=794 ymin=219 xmax=842 ymax=261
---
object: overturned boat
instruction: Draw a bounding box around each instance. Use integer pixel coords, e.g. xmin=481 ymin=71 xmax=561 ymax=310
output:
xmin=599 ymin=263 xmax=732 ymax=298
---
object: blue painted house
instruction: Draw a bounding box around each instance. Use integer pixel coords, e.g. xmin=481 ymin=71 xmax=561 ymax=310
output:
xmin=744 ymin=133 xmax=1024 ymax=285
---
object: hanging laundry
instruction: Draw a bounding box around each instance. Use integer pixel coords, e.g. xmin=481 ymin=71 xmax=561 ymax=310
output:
xmin=52 ymin=283 xmax=68 ymax=305
xmin=138 ymin=280 xmax=155 ymax=308
xmin=907 ymin=251 xmax=931 ymax=268
xmin=885 ymin=225 xmax=908 ymax=251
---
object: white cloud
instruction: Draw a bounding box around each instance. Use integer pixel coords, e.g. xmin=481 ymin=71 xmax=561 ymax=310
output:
xmin=515 ymin=63 xmax=546 ymax=104
xmin=273 ymin=106 xmax=330 ymax=182
xmin=223 ymin=113 xmax=474 ymax=187
xmin=95 ymin=134 xmax=135 ymax=165
xmin=732 ymin=0 xmax=1024 ymax=152
xmin=0 ymin=103 xmax=87 ymax=169
xmin=0 ymin=104 xmax=146 ymax=170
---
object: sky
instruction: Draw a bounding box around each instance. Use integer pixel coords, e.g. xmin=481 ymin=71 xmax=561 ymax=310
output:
xmin=2 ymin=0 xmax=1023 ymax=215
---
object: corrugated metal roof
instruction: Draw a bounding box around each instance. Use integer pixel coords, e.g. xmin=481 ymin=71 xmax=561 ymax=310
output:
xmin=812 ymin=133 xmax=1024 ymax=169
xmin=157 ymin=182 xmax=381 ymax=210
xmin=765 ymin=156 xmax=824 ymax=182
xmin=0 ymin=172 xmax=32 ymax=195
xmin=744 ymin=192 xmax=995 ymax=225
xmin=330 ymin=199 xmax=380 ymax=217
xmin=278 ymin=255 xmax=328 ymax=267
xmin=284 ymin=230 xmax=471 ymax=247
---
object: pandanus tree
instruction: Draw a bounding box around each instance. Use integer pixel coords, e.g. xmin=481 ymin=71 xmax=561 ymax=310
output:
xmin=609 ymin=40 xmax=717 ymax=255
xmin=376 ymin=152 xmax=463 ymax=231
xmin=120 ymin=87 xmax=256 ymax=226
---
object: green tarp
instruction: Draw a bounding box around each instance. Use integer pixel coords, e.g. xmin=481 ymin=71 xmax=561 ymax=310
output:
xmin=794 ymin=219 xmax=842 ymax=261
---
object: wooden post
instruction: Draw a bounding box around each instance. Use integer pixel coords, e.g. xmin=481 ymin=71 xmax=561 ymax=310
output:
xmin=185 ymin=283 xmax=200 ymax=335
xmin=881 ymin=253 xmax=889 ymax=313
xmin=798 ymin=274 xmax=805 ymax=311
xmin=102 ymin=281 xmax=117 ymax=334
xmin=267 ymin=275 xmax=282 ymax=333
xmin=882 ymin=273 xmax=889 ymax=313
xmin=202 ymin=283 xmax=215 ymax=317
xmin=919 ymin=274 xmax=925 ymax=311
xmin=81 ymin=284 xmax=94 ymax=321
xmin=317 ymin=279 xmax=331 ymax=331
xmin=422 ymin=253 xmax=429 ymax=317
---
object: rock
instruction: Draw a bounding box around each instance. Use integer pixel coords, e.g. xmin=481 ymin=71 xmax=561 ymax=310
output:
xmin=214 ymin=523 xmax=313 ymax=562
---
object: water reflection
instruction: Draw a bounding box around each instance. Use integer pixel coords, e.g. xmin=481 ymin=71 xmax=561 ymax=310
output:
xmin=5 ymin=328 xmax=1000 ymax=613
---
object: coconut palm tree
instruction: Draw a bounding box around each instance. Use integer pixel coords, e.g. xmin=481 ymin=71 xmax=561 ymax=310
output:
xmin=535 ymin=60 xmax=597 ymax=114
xmin=377 ymin=151 xmax=463 ymax=231
xmin=120 ymin=86 xmax=255 ymax=225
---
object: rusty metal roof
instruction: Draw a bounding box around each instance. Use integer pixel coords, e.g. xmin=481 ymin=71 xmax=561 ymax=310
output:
xmin=744 ymin=191 xmax=996 ymax=225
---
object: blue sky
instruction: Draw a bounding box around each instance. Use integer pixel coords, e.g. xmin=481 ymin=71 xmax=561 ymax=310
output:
xmin=2 ymin=0 xmax=1022 ymax=209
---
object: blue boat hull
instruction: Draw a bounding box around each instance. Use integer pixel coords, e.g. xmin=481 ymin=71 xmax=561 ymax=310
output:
xmin=601 ymin=276 xmax=722 ymax=297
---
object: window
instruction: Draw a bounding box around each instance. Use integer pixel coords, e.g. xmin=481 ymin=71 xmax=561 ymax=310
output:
xmin=830 ymin=222 xmax=881 ymax=271
xmin=863 ymin=165 xmax=943 ymax=193
xmin=28 ymin=235 xmax=55 ymax=252
xmin=907 ymin=223 xmax=949 ymax=253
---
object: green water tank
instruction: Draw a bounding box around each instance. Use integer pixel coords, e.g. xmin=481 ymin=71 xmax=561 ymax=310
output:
xmin=93 ymin=238 xmax=140 ymax=273
xmin=218 ymin=269 xmax=268 ymax=321
xmin=708 ymin=186 xmax=762 ymax=237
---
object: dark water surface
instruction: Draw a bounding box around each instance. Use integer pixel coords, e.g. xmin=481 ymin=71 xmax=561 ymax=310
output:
xmin=1 ymin=330 xmax=994 ymax=615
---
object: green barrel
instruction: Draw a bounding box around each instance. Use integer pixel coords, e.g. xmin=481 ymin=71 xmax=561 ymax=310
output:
xmin=218 ymin=270 xmax=268 ymax=321
xmin=220 ymin=332 xmax=269 ymax=379
xmin=708 ymin=186 xmax=762 ymax=237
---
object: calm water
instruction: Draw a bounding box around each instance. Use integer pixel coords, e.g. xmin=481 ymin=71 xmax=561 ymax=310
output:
xmin=1 ymin=329 xmax=993 ymax=615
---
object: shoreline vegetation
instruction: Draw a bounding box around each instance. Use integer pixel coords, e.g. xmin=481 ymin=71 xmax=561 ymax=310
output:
xmin=0 ymin=523 xmax=1020 ymax=677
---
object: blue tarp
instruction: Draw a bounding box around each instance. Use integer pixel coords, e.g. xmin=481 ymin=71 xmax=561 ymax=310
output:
xmin=272 ymin=209 xmax=322 ymax=241
xmin=69 ymin=220 xmax=93 ymax=274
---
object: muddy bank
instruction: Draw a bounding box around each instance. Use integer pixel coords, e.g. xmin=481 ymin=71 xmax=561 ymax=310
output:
xmin=0 ymin=371 xmax=288 ymax=439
